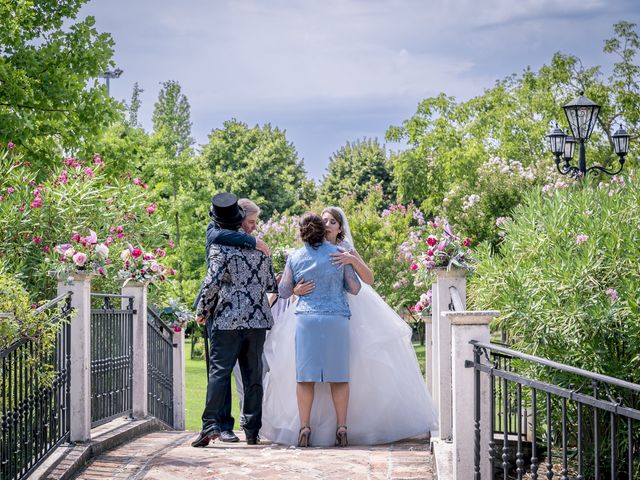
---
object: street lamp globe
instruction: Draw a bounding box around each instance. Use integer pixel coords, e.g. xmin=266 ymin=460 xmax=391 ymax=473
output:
xmin=612 ymin=125 xmax=630 ymax=157
xmin=562 ymin=93 xmax=600 ymax=141
xmin=563 ymin=136 xmax=576 ymax=162
xmin=546 ymin=124 xmax=567 ymax=156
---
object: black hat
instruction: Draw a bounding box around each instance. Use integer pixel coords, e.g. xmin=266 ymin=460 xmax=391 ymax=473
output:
xmin=209 ymin=192 xmax=246 ymax=226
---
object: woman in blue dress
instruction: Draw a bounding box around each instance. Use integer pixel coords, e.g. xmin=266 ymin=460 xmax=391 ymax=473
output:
xmin=278 ymin=213 xmax=361 ymax=447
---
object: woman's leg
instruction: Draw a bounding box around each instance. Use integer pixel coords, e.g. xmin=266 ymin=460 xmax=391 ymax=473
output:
xmin=329 ymin=382 xmax=349 ymax=427
xmin=296 ymin=382 xmax=315 ymax=427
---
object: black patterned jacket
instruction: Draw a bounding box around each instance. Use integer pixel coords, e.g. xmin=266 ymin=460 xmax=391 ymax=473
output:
xmin=196 ymin=245 xmax=278 ymax=330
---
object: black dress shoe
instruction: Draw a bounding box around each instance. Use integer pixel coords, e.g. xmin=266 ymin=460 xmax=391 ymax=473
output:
xmin=246 ymin=435 xmax=260 ymax=445
xmin=220 ymin=430 xmax=240 ymax=443
xmin=191 ymin=428 xmax=220 ymax=448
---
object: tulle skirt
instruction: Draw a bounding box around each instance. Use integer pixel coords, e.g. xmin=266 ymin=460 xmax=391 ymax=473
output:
xmin=261 ymin=284 xmax=438 ymax=446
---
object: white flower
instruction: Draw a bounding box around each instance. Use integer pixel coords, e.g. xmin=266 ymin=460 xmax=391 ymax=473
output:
xmin=120 ymin=249 xmax=130 ymax=261
xmin=150 ymin=262 xmax=160 ymax=273
xmin=95 ymin=244 xmax=109 ymax=258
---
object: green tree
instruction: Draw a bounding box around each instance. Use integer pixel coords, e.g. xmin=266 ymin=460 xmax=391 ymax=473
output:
xmin=387 ymin=21 xmax=639 ymax=241
xmin=201 ymin=119 xmax=312 ymax=217
xmin=0 ymin=0 xmax=120 ymax=166
xmin=149 ymin=80 xmax=197 ymax=297
xmin=319 ymin=138 xmax=395 ymax=206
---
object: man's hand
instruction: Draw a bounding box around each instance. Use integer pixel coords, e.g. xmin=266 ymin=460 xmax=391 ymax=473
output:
xmin=195 ymin=315 xmax=206 ymax=326
xmin=256 ymin=238 xmax=271 ymax=256
xmin=293 ymin=279 xmax=315 ymax=296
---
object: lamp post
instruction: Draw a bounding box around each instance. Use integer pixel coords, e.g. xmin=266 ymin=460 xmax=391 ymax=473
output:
xmin=99 ymin=68 xmax=124 ymax=96
xmin=546 ymin=92 xmax=631 ymax=178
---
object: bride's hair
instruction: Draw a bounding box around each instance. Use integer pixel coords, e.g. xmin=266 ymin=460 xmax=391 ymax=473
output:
xmin=299 ymin=213 xmax=325 ymax=248
xmin=321 ymin=207 xmax=345 ymax=242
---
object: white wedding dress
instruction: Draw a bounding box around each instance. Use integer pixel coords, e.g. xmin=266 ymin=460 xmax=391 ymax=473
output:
xmin=260 ymin=209 xmax=438 ymax=446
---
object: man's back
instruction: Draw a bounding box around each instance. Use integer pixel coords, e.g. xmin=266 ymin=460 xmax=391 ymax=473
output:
xmin=198 ymin=244 xmax=277 ymax=330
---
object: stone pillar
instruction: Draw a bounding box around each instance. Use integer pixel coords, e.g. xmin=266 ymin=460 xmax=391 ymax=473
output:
xmin=57 ymin=273 xmax=93 ymax=443
xmin=434 ymin=268 xmax=467 ymax=441
xmin=430 ymin=278 xmax=440 ymax=419
xmin=424 ymin=314 xmax=433 ymax=393
xmin=121 ymin=281 xmax=149 ymax=419
xmin=447 ymin=310 xmax=498 ymax=480
xmin=172 ymin=328 xmax=186 ymax=430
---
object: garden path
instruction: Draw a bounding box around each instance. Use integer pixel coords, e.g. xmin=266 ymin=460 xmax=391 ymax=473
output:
xmin=73 ymin=430 xmax=434 ymax=480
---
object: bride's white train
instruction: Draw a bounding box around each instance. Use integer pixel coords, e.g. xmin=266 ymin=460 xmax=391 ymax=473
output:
xmin=261 ymin=283 xmax=438 ymax=446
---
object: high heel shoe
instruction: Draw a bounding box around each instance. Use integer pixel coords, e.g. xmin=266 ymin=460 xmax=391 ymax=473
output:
xmin=335 ymin=425 xmax=348 ymax=447
xmin=298 ymin=426 xmax=311 ymax=447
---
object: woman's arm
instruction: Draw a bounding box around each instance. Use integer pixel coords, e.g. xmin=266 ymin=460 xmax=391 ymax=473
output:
xmin=343 ymin=264 xmax=361 ymax=295
xmin=208 ymin=224 xmax=270 ymax=255
xmin=278 ymin=259 xmax=296 ymax=299
xmin=331 ymin=248 xmax=374 ymax=285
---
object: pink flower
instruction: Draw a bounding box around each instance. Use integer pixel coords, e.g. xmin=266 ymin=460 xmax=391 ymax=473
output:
xmin=146 ymin=203 xmax=157 ymax=215
xmin=93 ymin=154 xmax=104 ymax=166
xmin=410 ymin=263 xmax=418 ymax=271
xmin=463 ymin=238 xmax=472 ymax=247
xmin=426 ymin=249 xmax=434 ymax=257
xmin=168 ymin=268 xmax=176 ymax=276
xmin=32 ymin=236 xmax=42 ymax=245
xmin=97 ymin=267 xmax=106 ymax=276
xmin=173 ymin=326 xmax=182 ymax=332
xmin=84 ymin=167 xmax=94 ymax=177
xmin=168 ymin=239 xmax=175 ymax=249
xmin=7 ymin=187 xmax=15 ymax=194
xmin=438 ymin=240 xmax=447 ymax=252
xmin=43 ymin=245 xmax=50 ymax=253
xmin=150 ymin=262 xmax=160 ymax=273
xmin=8 ymin=142 xmax=16 ymax=150
xmin=155 ymin=248 xmax=166 ymax=258
xmin=576 ymin=234 xmax=589 ymax=245
xmin=71 ymin=232 xmax=81 ymax=242
xmin=0 ymin=195 xmax=4 ymax=202
xmin=133 ymin=177 xmax=144 ymax=186
xmin=426 ymin=235 xmax=438 ymax=247
xmin=105 ymin=235 xmax=114 ymax=245
xmin=64 ymin=157 xmax=75 ymax=166
xmin=72 ymin=252 xmax=87 ymax=266
xmin=30 ymin=196 xmax=43 ymax=208
xmin=86 ymin=230 xmax=98 ymax=244
xmin=605 ymin=288 xmax=618 ymax=302
xmin=414 ymin=303 xmax=423 ymax=312
xmin=58 ymin=171 xmax=69 ymax=184
xmin=131 ymin=248 xmax=143 ymax=258
xmin=143 ymin=254 xmax=155 ymax=261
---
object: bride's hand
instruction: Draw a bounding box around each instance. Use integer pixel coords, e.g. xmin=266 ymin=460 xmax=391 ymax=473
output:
xmin=330 ymin=251 xmax=356 ymax=266
xmin=293 ymin=279 xmax=315 ymax=296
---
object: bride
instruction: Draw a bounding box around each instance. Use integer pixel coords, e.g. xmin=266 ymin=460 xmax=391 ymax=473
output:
xmin=261 ymin=207 xmax=438 ymax=446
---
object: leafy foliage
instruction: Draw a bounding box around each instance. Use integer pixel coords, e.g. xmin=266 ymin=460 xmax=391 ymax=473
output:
xmin=0 ymin=0 xmax=121 ymax=167
xmin=319 ymin=138 xmax=395 ymax=205
xmin=201 ymin=119 xmax=315 ymax=218
xmin=469 ymin=173 xmax=640 ymax=382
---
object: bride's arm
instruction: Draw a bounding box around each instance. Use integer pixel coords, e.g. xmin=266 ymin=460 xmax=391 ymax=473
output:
xmin=331 ymin=249 xmax=374 ymax=285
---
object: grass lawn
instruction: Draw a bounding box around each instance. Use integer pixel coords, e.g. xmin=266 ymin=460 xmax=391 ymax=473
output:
xmin=184 ymin=338 xmax=427 ymax=431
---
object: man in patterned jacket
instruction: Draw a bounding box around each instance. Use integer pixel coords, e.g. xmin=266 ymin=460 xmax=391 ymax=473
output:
xmin=192 ymin=192 xmax=277 ymax=447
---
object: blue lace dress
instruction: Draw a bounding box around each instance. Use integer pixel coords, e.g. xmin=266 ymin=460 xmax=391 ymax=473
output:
xmin=278 ymin=241 xmax=361 ymax=382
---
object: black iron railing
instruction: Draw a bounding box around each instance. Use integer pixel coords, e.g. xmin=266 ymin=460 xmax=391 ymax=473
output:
xmin=90 ymin=294 xmax=134 ymax=427
xmin=469 ymin=341 xmax=640 ymax=479
xmin=147 ymin=307 xmax=174 ymax=428
xmin=0 ymin=293 xmax=72 ymax=480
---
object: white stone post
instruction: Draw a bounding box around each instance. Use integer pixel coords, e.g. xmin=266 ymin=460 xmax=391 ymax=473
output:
xmin=430 ymin=278 xmax=440 ymax=419
xmin=434 ymin=268 xmax=467 ymax=441
xmin=172 ymin=328 xmax=186 ymax=430
xmin=447 ymin=310 xmax=498 ymax=480
xmin=121 ymin=281 xmax=148 ymax=419
xmin=424 ymin=314 xmax=433 ymax=393
xmin=57 ymin=273 xmax=93 ymax=443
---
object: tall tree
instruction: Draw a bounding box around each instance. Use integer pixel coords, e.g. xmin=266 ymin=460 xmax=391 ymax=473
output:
xmin=0 ymin=0 xmax=120 ymax=166
xmin=319 ymin=138 xmax=395 ymax=206
xmin=150 ymin=80 xmax=196 ymax=296
xmin=128 ymin=82 xmax=144 ymax=128
xmin=201 ymin=119 xmax=313 ymax=217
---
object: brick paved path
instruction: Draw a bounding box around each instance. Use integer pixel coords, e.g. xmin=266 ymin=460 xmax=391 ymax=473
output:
xmin=74 ymin=430 xmax=434 ymax=480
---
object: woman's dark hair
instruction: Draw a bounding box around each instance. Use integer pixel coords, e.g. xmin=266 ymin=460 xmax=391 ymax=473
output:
xmin=299 ymin=213 xmax=326 ymax=248
xmin=321 ymin=207 xmax=345 ymax=242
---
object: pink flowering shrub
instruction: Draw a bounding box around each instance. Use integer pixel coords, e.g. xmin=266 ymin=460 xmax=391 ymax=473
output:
xmin=117 ymin=245 xmax=175 ymax=283
xmin=470 ymin=173 xmax=640 ymax=384
xmin=0 ymin=144 xmax=171 ymax=297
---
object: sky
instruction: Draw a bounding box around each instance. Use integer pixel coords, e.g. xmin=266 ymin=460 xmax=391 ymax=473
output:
xmin=80 ymin=0 xmax=640 ymax=181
